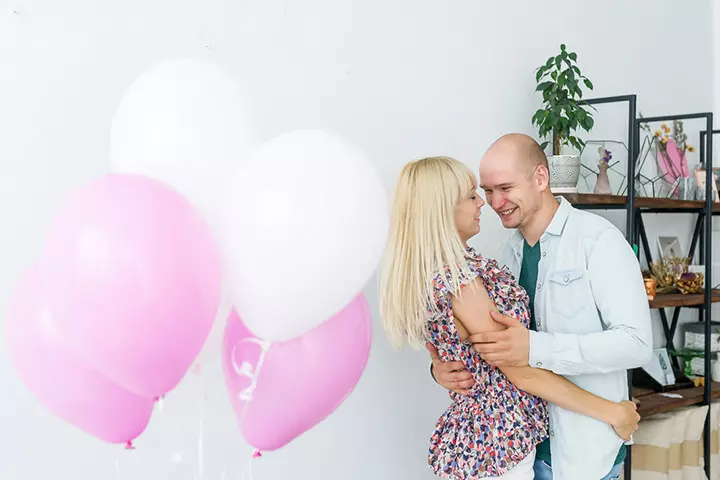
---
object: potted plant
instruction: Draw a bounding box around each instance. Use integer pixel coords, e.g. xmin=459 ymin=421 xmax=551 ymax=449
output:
xmin=532 ymin=44 xmax=595 ymax=193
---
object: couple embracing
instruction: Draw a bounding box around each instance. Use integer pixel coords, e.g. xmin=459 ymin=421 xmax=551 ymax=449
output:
xmin=378 ymin=134 xmax=653 ymax=480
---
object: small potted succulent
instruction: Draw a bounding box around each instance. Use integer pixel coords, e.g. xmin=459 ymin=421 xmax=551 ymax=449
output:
xmin=532 ymin=44 xmax=595 ymax=192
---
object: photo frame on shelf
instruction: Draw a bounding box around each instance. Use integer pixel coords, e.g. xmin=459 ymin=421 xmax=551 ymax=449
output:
xmin=657 ymin=236 xmax=682 ymax=259
xmin=648 ymin=348 xmax=676 ymax=386
xmin=633 ymin=348 xmax=688 ymax=392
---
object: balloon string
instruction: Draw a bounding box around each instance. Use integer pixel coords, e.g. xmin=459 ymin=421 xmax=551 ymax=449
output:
xmin=197 ymin=377 xmax=210 ymax=480
xmin=232 ymin=339 xmax=271 ymax=426
xmin=230 ymin=339 xmax=271 ymax=480
xmin=197 ymin=416 xmax=205 ymax=479
xmin=154 ymin=395 xmax=165 ymax=414
xmin=240 ymin=449 xmax=262 ymax=480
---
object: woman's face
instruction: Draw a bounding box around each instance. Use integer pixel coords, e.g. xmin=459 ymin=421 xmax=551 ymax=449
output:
xmin=455 ymin=188 xmax=485 ymax=243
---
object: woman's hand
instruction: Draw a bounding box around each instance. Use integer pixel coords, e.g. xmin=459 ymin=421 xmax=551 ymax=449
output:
xmin=611 ymin=400 xmax=640 ymax=440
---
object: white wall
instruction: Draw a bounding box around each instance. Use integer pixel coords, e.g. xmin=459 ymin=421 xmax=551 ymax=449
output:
xmin=0 ymin=1 xmax=714 ymax=479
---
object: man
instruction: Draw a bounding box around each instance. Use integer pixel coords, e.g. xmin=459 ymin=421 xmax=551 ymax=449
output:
xmin=429 ymin=133 xmax=652 ymax=480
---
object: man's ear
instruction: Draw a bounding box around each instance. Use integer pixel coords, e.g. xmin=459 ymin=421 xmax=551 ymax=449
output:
xmin=535 ymin=164 xmax=550 ymax=191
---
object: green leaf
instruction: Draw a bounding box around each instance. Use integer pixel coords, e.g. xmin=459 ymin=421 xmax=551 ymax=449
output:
xmin=583 ymin=78 xmax=594 ymax=89
xmin=536 ymin=67 xmax=547 ymax=82
xmin=536 ymin=81 xmax=553 ymax=91
xmin=555 ymin=56 xmax=562 ymax=69
xmin=567 ymin=136 xmax=582 ymax=151
xmin=561 ymin=50 xmax=568 ymax=60
xmin=540 ymin=141 xmax=549 ymax=150
xmin=561 ymin=44 xmax=566 ymax=51
xmin=569 ymin=52 xmax=577 ymax=61
xmin=532 ymin=111 xmax=544 ymax=125
xmin=545 ymin=56 xmax=554 ymax=68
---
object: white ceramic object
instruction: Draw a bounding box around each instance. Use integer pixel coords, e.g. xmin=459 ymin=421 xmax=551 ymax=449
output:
xmin=548 ymin=154 xmax=581 ymax=193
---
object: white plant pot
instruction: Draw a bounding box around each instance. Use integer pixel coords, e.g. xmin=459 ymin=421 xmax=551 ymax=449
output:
xmin=548 ymin=154 xmax=581 ymax=193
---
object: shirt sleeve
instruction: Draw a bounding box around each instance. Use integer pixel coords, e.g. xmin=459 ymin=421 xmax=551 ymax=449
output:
xmin=528 ymin=228 xmax=653 ymax=375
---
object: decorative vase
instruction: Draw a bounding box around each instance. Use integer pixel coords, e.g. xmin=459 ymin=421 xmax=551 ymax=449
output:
xmin=656 ymin=138 xmax=689 ymax=187
xmin=593 ymin=161 xmax=612 ymax=195
xmin=548 ymin=155 xmax=581 ymax=193
xmin=644 ymin=278 xmax=657 ymax=300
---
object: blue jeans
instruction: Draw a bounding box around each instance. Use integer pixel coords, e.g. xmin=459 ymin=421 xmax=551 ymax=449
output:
xmin=533 ymin=459 xmax=623 ymax=480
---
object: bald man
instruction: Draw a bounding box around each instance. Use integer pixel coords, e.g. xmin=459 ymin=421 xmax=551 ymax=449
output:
xmin=429 ymin=134 xmax=652 ymax=480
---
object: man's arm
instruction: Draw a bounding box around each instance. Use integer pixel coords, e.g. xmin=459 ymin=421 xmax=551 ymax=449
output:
xmin=452 ymin=277 xmax=639 ymax=440
xmin=528 ymin=228 xmax=653 ymax=375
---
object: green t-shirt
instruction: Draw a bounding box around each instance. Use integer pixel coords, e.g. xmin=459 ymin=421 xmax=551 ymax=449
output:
xmin=516 ymin=240 xmax=625 ymax=466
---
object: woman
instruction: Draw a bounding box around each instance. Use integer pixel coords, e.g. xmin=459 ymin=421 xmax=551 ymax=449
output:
xmin=378 ymin=156 xmax=638 ymax=480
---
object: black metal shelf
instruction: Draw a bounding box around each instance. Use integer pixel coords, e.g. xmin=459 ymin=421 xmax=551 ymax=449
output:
xmin=560 ymin=95 xmax=714 ymax=479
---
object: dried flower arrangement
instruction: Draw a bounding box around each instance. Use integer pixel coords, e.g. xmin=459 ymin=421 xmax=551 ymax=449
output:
xmin=599 ymin=146 xmax=612 ymax=165
xmin=647 ymin=256 xmax=703 ymax=294
xmin=677 ymin=271 xmax=704 ymax=294
xmin=653 ymin=121 xmax=695 ymax=155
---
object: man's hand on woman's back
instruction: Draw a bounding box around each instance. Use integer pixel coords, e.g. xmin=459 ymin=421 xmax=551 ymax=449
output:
xmin=426 ymin=342 xmax=474 ymax=395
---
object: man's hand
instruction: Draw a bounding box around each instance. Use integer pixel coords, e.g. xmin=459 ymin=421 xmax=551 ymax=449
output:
xmin=467 ymin=311 xmax=530 ymax=367
xmin=426 ymin=342 xmax=474 ymax=395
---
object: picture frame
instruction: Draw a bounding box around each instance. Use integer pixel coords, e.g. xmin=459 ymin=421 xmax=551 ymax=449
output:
xmin=642 ymin=348 xmax=676 ymax=387
xmin=657 ymin=236 xmax=682 ymax=259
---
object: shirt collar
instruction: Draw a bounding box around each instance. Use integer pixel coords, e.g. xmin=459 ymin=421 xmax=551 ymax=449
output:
xmin=509 ymin=196 xmax=572 ymax=252
xmin=545 ymin=196 xmax=571 ymax=236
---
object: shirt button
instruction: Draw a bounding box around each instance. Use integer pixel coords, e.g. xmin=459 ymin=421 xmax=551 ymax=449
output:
xmin=536 ymin=361 xmax=543 ymax=367
xmin=542 ymin=252 xmax=547 ymax=257
xmin=550 ymin=430 xmax=555 ymax=437
xmin=563 ymin=275 xmax=569 ymax=283
xmin=537 ymin=283 xmax=542 ymax=290
xmin=516 ymin=252 xmax=521 ymax=257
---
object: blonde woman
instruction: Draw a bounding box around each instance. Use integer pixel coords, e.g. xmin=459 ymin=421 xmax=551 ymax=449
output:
xmin=378 ymin=156 xmax=639 ymax=480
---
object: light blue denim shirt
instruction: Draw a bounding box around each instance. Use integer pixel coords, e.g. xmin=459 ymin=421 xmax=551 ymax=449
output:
xmin=500 ymin=197 xmax=653 ymax=480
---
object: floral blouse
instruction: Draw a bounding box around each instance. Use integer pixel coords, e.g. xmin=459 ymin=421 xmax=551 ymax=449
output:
xmin=425 ymin=247 xmax=548 ymax=479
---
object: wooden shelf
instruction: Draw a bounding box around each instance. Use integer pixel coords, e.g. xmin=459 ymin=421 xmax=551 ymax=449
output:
xmin=559 ymin=193 xmax=626 ymax=206
xmin=633 ymin=382 xmax=720 ymax=418
xmin=558 ymin=193 xmax=720 ymax=211
xmin=648 ymin=290 xmax=720 ymax=308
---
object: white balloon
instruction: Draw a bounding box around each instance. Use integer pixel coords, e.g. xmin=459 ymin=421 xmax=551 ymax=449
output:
xmin=110 ymin=57 xmax=255 ymax=229
xmin=222 ymin=130 xmax=388 ymax=341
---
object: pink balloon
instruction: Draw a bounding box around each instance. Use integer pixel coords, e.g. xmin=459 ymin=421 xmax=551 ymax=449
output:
xmin=4 ymin=267 xmax=154 ymax=444
xmin=222 ymin=294 xmax=372 ymax=451
xmin=40 ymin=174 xmax=222 ymax=398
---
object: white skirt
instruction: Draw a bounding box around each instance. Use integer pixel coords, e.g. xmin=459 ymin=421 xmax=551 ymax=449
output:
xmin=485 ymin=449 xmax=535 ymax=480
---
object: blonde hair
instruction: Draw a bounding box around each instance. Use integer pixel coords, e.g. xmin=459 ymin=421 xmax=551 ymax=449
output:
xmin=378 ymin=156 xmax=478 ymax=349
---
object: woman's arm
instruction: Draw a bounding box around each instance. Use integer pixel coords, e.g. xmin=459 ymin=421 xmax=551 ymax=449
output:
xmin=451 ymin=277 xmax=638 ymax=440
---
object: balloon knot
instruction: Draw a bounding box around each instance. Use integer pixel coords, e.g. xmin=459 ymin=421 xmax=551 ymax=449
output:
xmin=125 ymin=440 xmax=135 ymax=450
xmin=252 ymin=449 xmax=262 ymax=458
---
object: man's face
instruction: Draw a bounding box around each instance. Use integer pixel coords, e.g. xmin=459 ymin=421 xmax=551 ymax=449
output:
xmin=478 ymin=154 xmax=544 ymax=230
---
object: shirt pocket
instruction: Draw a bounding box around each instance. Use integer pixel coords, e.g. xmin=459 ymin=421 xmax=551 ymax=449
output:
xmin=546 ymin=269 xmax=588 ymax=319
